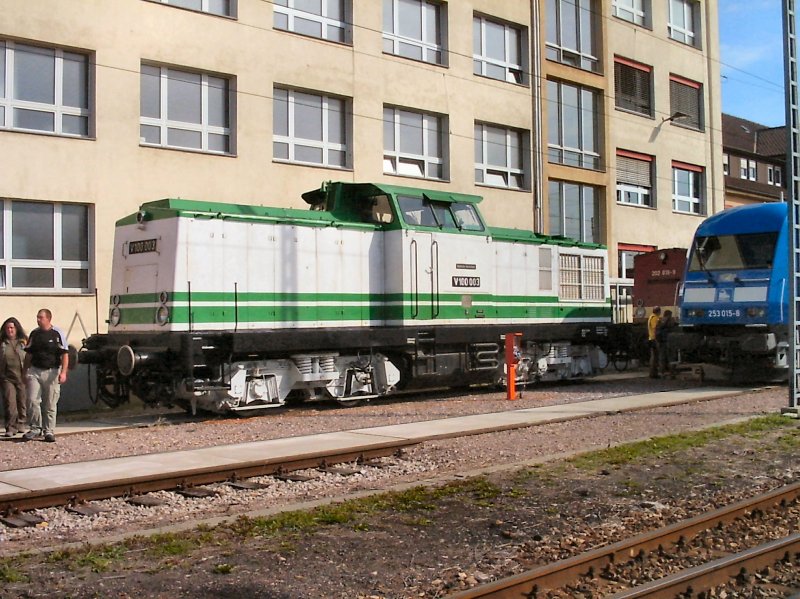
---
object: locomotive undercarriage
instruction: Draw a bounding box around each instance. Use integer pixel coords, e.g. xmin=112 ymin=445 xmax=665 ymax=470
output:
xmin=669 ymin=326 xmax=789 ymax=382
xmin=80 ymin=324 xmax=610 ymax=414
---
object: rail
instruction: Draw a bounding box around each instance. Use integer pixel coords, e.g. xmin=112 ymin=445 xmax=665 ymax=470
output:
xmin=451 ymin=481 xmax=800 ymax=598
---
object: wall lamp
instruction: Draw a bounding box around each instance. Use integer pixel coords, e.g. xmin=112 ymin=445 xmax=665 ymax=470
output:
xmin=661 ymin=110 xmax=689 ymax=123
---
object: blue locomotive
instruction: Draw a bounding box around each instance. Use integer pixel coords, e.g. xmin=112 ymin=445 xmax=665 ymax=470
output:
xmin=673 ymin=202 xmax=790 ymax=380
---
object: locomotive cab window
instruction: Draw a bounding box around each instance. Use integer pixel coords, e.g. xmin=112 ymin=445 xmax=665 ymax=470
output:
xmin=361 ymin=194 xmax=395 ymax=224
xmin=690 ymin=232 xmax=778 ymax=271
xmin=398 ymin=195 xmax=485 ymax=231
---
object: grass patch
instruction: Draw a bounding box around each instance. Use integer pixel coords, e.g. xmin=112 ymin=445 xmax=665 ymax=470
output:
xmin=146 ymin=533 xmax=197 ymax=558
xmin=75 ymin=546 xmax=127 ymax=573
xmin=0 ymin=560 xmax=27 ymax=583
xmin=569 ymin=415 xmax=797 ymax=471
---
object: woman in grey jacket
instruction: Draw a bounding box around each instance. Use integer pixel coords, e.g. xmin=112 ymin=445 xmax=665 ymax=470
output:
xmin=0 ymin=317 xmax=27 ymax=436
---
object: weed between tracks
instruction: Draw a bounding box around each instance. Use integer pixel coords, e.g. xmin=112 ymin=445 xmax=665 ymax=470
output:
xmin=0 ymin=414 xmax=796 ymax=593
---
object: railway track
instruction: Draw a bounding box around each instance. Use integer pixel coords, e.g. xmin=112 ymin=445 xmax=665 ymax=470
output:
xmin=451 ymin=482 xmax=800 ymax=598
xmin=0 ymin=439 xmax=417 ymax=514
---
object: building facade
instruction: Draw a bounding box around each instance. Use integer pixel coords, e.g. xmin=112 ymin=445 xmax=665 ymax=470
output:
xmin=0 ymin=0 xmax=721 ymax=352
xmin=721 ymin=114 xmax=786 ymax=208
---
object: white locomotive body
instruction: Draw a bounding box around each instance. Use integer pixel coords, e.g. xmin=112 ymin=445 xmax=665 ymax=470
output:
xmin=82 ymin=182 xmax=611 ymax=413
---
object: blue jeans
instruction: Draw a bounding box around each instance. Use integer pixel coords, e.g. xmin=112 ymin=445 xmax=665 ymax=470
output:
xmin=27 ymin=367 xmax=60 ymax=436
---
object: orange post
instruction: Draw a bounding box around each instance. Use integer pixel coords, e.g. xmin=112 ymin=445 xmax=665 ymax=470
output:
xmin=504 ymin=332 xmax=522 ymax=400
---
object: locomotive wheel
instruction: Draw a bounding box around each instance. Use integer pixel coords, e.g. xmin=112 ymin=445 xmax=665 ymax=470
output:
xmin=612 ymin=351 xmax=629 ymax=372
xmin=334 ymin=396 xmax=364 ymax=408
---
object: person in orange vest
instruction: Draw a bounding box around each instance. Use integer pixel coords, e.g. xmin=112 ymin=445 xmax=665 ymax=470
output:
xmin=647 ymin=306 xmax=662 ymax=378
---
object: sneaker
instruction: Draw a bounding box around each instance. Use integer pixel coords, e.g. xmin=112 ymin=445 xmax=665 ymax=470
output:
xmin=3 ymin=430 xmax=15 ymax=438
xmin=44 ymin=433 xmax=56 ymax=443
xmin=22 ymin=430 xmax=40 ymax=441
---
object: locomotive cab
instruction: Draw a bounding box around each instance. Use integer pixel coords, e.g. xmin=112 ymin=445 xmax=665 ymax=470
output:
xmin=672 ymin=203 xmax=790 ymax=380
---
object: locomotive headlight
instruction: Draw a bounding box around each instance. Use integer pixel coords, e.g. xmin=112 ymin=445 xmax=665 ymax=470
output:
xmin=746 ymin=307 xmax=766 ymax=318
xmin=155 ymin=306 xmax=170 ymax=326
xmin=109 ymin=307 xmax=121 ymax=327
xmin=687 ymin=308 xmax=705 ymax=318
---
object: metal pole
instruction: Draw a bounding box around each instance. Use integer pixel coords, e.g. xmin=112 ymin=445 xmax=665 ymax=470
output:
xmin=783 ymin=0 xmax=800 ymax=416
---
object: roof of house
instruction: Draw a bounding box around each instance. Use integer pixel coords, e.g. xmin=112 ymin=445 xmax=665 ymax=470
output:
xmin=722 ymin=113 xmax=786 ymax=159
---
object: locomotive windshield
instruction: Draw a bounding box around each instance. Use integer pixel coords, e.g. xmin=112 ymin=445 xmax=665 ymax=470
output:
xmin=689 ymin=232 xmax=778 ymax=271
xmin=397 ymin=195 xmax=485 ymax=231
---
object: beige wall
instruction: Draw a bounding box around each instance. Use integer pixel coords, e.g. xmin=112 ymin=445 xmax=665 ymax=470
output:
xmin=606 ymin=0 xmax=723 ymax=277
xmin=0 ymin=0 xmax=721 ymax=341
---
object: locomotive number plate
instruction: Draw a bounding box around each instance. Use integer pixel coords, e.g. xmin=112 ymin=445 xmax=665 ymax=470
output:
xmin=707 ymin=309 xmax=741 ymax=318
xmin=129 ymin=239 xmax=158 ymax=255
xmin=452 ymin=276 xmax=480 ymax=288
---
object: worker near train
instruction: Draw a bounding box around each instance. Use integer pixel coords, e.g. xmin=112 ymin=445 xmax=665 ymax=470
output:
xmin=656 ymin=310 xmax=676 ymax=378
xmin=647 ymin=306 xmax=662 ymax=378
xmin=22 ymin=309 xmax=68 ymax=443
xmin=0 ymin=317 xmax=28 ymax=437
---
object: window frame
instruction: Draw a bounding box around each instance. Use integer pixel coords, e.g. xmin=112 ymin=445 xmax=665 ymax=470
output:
xmin=768 ymin=165 xmax=783 ymax=186
xmin=669 ymin=74 xmax=703 ymax=131
xmin=273 ymin=0 xmax=350 ymax=44
xmin=722 ymin=153 xmax=729 ymax=176
xmin=547 ymin=79 xmax=601 ymax=170
xmin=382 ymin=0 xmax=445 ymax=66
xmin=546 ymin=0 xmax=599 ymax=73
xmin=0 ymin=200 xmax=92 ymax=294
xmin=473 ymin=14 xmax=526 ymax=85
xmin=0 ymin=40 xmax=92 ymax=138
xmin=672 ymin=161 xmax=704 ymax=215
xmin=668 ymin=0 xmax=699 ymax=47
xmin=273 ymin=86 xmax=350 ymax=169
xmin=139 ymin=64 xmax=233 ymax=155
xmin=612 ymin=0 xmax=649 ymax=27
xmin=549 ymin=180 xmax=600 ymax=244
xmin=616 ymin=150 xmax=654 ymax=208
xmin=383 ymin=105 xmax=446 ymax=181
xmin=147 ymin=0 xmax=236 ymax=17
xmin=474 ymin=122 xmax=528 ymax=190
xmin=614 ymin=57 xmax=653 ymax=117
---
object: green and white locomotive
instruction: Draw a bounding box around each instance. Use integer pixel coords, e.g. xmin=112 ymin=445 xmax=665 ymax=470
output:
xmin=80 ymin=182 xmax=612 ymax=413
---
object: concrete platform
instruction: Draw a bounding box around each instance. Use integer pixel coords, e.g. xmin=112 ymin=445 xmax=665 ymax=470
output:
xmin=0 ymin=386 xmax=740 ymax=503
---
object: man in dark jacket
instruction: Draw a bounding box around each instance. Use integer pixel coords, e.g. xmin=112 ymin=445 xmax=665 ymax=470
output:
xmin=22 ymin=309 xmax=68 ymax=443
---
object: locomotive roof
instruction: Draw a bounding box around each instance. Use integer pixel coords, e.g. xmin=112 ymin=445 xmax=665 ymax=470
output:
xmin=695 ymin=202 xmax=788 ymax=236
xmin=117 ymin=183 xmax=604 ymax=249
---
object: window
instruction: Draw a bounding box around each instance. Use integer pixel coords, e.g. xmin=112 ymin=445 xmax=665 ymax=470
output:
xmin=672 ymin=161 xmax=704 ymax=214
xmin=0 ymin=41 xmax=90 ymax=137
xmin=614 ymin=57 xmax=652 ymax=117
xmin=668 ymin=0 xmax=699 ymax=46
xmin=397 ymin=195 xmax=485 ymax=230
xmin=150 ymin=0 xmax=235 ymax=17
xmin=722 ymin=153 xmax=729 ymax=176
xmin=539 ymin=247 xmax=553 ymax=291
xmin=473 ymin=15 xmax=525 ymax=84
xmin=547 ymin=80 xmax=600 ymax=170
xmin=739 ymin=158 xmax=756 ymax=181
xmin=549 ymin=180 xmax=600 ymax=243
xmin=0 ymin=200 xmax=90 ymax=292
xmin=546 ymin=0 xmax=598 ymax=72
xmin=669 ymin=75 xmax=702 ymax=130
xmin=383 ymin=106 xmax=445 ymax=180
xmin=274 ymin=0 xmax=348 ymax=43
xmin=474 ymin=123 xmax=527 ymax=189
xmin=140 ymin=65 xmax=232 ymax=153
xmin=768 ymin=165 xmax=783 ymax=186
xmin=383 ymin=0 xmax=444 ymax=65
xmin=613 ymin=0 xmax=648 ymax=26
xmin=559 ymin=253 xmax=605 ymax=300
xmin=273 ymin=87 xmax=348 ymax=168
xmin=616 ymin=150 xmax=654 ymax=207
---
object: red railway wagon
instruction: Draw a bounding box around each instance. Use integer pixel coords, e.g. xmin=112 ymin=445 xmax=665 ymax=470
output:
xmin=632 ymin=248 xmax=687 ymax=323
